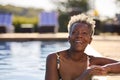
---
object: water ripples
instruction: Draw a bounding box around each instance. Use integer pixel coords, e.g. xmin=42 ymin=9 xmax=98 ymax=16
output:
xmin=0 ymin=41 xmax=69 ymax=80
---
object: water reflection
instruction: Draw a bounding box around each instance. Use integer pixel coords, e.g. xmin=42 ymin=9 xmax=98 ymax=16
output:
xmin=0 ymin=41 xmax=69 ymax=80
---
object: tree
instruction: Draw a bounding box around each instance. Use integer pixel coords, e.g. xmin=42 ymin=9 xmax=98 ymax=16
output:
xmin=116 ymin=0 xmax=120 ymax=10
xmin=52 ymin=0 xmax=90 ymax=32
xmin=53 ymin=0 xmax=89 ymax=13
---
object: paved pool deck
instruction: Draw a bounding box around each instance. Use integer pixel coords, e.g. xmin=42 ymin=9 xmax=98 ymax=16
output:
xmin=0 ymin=33 xmax=120 ymax=41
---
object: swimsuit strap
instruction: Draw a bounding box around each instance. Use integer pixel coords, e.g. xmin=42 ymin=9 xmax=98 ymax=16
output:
xmin=56 ymin=52 xmax=60 ymax=69
xmin=56 ymin=53 xmax=62 ymax=80
xmin=87 ymin=55 xmax=91 ymax=69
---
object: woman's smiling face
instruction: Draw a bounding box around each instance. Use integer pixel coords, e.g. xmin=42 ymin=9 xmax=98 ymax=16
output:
xmin=68 ymin=23 xmax=92 ymax=52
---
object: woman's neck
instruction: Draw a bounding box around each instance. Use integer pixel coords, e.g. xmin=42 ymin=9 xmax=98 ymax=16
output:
xmin=67 ymin=49 xmax=87 ymax=61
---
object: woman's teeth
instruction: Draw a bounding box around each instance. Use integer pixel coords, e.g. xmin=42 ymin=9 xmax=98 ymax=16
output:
xmin=75 ymin=41 xmax=82 ymax=43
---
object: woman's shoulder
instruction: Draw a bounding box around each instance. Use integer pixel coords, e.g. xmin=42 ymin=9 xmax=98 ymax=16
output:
xmin=46 ymin=53 xmax=58 ymax=67
xmin=46 ymin=53 xmax=57 ymax=61
xmin=47 ymin=50 xmax=66 ymax=61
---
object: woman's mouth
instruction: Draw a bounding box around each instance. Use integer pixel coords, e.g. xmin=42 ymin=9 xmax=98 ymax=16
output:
xmin=75 ymin=41 xmax=82 ymax=43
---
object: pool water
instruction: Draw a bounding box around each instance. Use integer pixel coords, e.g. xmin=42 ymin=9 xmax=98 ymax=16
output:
xmin=0 ymin=41 xmax=69 ymax=80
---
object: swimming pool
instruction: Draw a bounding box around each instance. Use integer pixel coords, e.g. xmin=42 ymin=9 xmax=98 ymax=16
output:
xmin=0 ymin=41 xmax=69 ymax=80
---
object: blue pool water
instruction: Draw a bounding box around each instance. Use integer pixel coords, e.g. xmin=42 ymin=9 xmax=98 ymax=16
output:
xmin=0 ymin=41 xmax=69 ymax=80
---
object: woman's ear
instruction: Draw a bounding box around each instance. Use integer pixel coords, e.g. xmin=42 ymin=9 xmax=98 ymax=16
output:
xmin=68 ymin=36 xmax=70 ymax=42
xmin=89 ymin=37 xmax=92 ymax=44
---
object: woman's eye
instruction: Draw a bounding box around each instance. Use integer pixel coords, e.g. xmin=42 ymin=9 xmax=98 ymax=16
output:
xmin=72 ymin=31 xmax=77 ymax=35
xmin=83 ymin=32 xmax=87 ymax=35
xmin=71 ymin=31 xmax=89 ymax=36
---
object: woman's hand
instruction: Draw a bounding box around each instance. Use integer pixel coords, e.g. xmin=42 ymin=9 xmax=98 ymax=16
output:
xmin=88 ymin=65 xmax=108 ymax=76
xmin=102 ymin=62 xmax=120 ymax=73
xmin=75 ymin=65 xmax=108 ymax=80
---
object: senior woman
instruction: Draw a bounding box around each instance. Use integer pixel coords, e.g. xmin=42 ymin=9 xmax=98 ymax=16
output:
xmin=45 ymin=13 xmax=120 ymax=80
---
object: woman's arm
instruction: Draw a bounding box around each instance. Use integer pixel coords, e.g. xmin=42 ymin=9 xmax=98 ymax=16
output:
xmin=75 ymin=66 xmax=107 ymax=80
xmin=90 ymin=56 xmax=118 ymax=66
xmin=76 ymin=57 xmax=120 ymax=80
xmin=103 ymin=62 xmax=120 ymax=73
xmin=90 ymin=56 xmax=120 ymax=73
xmin=45 ymin=53 xmax=59 ymax=80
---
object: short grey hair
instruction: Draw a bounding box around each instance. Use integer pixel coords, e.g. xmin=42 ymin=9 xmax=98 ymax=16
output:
xmin=67 ymin=13 xmax=96 ymax=36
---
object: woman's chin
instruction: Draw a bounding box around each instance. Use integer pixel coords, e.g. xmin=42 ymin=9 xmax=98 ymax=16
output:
xmin=74 ymin=48 xmax=85 ymax=52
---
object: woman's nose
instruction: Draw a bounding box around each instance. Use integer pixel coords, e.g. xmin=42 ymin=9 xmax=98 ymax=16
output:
xmin=76 ymin=32 xmax=83 ymax=38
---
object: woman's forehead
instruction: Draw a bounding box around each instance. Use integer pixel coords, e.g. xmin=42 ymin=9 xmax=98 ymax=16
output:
xmin=71 ymin=23 xmax=90 ymax=30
